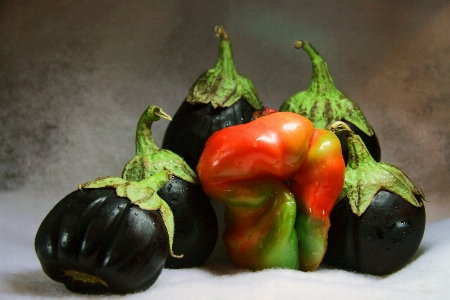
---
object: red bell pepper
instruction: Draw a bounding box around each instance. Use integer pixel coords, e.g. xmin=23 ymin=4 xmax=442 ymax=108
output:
xmin=197 ymin=111 xmax=345 ymax=271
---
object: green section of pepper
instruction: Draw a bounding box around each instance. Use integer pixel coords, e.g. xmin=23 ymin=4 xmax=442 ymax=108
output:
xmin=280 ymin=41 xmax=374 ymax=137
xmin=330 ymin=121 xmax=424 ymax=216
xmin=295 ymin=209 xmax=330 ymax=271
xmin=259 ymin=185 xmax=299 ymax=270
xmin=186 ymin=25 xmax=261 ymax=110
xmin=223 ymin=181 xmax=298 ymax=270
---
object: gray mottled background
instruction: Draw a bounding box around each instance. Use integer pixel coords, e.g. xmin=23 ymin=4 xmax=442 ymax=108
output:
xmin=1 ymin=0 xmax=449 ymax=223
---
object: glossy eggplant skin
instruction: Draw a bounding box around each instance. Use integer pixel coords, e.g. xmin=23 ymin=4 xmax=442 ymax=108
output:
xmin=162 ymin=99 xmax=256 ymax=171
xmin=158 ymin=176 xmax=218 ymax=268
xmin=35 ymin=188 xmax=169 ymax=294
xmin=324 ymin=190 xmax=426 ymax=276
xmin=334 ymin=121 xmax=381 ymax=165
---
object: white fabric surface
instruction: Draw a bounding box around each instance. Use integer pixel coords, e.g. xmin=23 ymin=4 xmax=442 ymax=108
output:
xmin=1 ymin=187 xmax=449 ymax=299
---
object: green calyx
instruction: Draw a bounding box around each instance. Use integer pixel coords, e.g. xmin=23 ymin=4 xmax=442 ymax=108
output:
xmin=330 ymin=121 xmax=425 ymax=216
xmin=186 ymin=25 xmax=261 ymax=110
xmin=78 ymin=105 xmax=198 ymax=258
xmin=280 ymin=40 xmax=374 ymax=137
xmin=122 ymin=105 xmax=198 ymax=184
xmin=79 ymin=171 xmax=182 ymax=258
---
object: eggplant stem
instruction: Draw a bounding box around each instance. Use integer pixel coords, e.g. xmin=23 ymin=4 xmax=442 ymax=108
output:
xmin=215 ymin=25 xmax=228 ymax=40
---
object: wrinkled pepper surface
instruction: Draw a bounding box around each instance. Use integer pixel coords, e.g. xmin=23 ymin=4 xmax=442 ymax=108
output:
xmin=197 ymin=111 xmax=345 ymax=271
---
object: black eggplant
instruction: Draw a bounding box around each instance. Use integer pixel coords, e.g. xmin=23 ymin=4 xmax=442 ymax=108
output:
xmin=87 ymin=105 xmax=218 ymax=269
xmin=162 ymin=25 xmax=263 ymax=170
xmin=158 ymin=176 xmax=218 ymax=268
xmin=35 ymin=106 xmax=218 ymax=294
xmin=280 ymin=41 xmax=381 ymax=164
xmin=325 ymin=122 xmax=426 ymax=276
xmin=35 ymin=187 xmax=169 ymax=295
